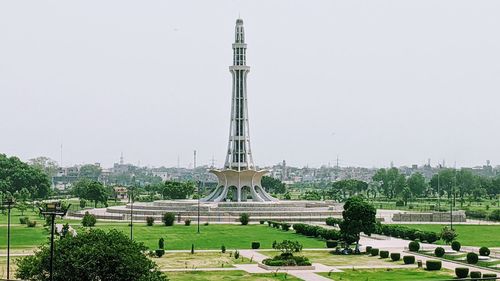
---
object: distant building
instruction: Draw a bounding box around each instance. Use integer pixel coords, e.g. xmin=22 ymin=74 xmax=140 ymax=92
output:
xmin=113 ymin=186 xmax=128 ymax=201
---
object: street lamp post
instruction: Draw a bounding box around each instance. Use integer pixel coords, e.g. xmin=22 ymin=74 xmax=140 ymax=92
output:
xmin=39 ymin=201 xmax=70 ymax=281
xmin=197 ymin=180 xmax=200 ymax=234
xmin=130 ymin=179 xmax=135 ymax=240
xmin=2 ymin=197 xmax=15 ymax=281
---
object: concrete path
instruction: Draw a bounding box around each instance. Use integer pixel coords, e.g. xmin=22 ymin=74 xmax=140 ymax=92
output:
xmin=160 ymin=267 xmax=239 ymax=272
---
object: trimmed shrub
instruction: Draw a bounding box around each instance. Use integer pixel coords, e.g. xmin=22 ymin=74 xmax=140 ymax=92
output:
xmin=426 ymin=260 xmax=442 ymax=271
xmin=27 ymin=220 xmax=37 ymax=227
xmin=234 ymin=250 xmax=240 ymax=259
xmin=326 ymin=240 xmax=338 ymax=248
xmin=390 ymin=253 xmax=400 ymax=261
xmin=409 ymin=241 xmax=420 ymax=252
xmin=146 ymin=216 xmax=154 ymax=226
xmin=434 ymin=247 xmax=445 ymax=257
xmin=239 ymin=213 xmax=250 ymax=225
xmin=455 ymin=267 xmax=469 ymax=279
xmin=162 ymin=212 xmax=175 ymax=226
xmin=184 ymin=219 xmax=191 ymax=226
xmin=423 ymin=232 xmax=439 ymax=243
xmin=281 ymin=223 xmax=291 ymax=231
xmin=365 ymin=246 xmax=372 ymax=254
xmin=451 ymin=241 xmax=461 ymax=251
xmin=479 ymin=246 xmax=490 ymax=256
xmin=403 ymin=255 xmax=415 ymax=264
xmin=259 ymin=220 xmax=265 ymax=224
xmin=380 ymin=250 xmax=389 ymax=258
xmin=370 ymin=248 xmax=379 ymax=256
xmin=320 ymin=229 xmax=341 ymax=240
xmin=325 ymin=217 xmax=342 ymax=226
xmin=158 ymin=238 xmax=164 ymax=249
xmin=191 ymin=244 xmax=194 ymax=254
xmin=19 ymin=217 xmax=29 ymax=224
xmin=221 ymin=245 xmax=226 ymax=253
xmin=470 ymin=271 xmax=481 ymax=280
xmin=251 ymin=242 xmax=260 ymax=249
xmin=489 ymin=209 xmax=500 ymax=221
xmin=466 ymin=252 xmax=478 ymax=264
xmin=396 ymin=200 xmax=405 ymax=206
xmin=483 ymin=273 xmax=497 ymax=278
xmin=81 ymin=212 xmax=96 ymax=227
xmin=155 ymin=249 xmax=165 ymax=258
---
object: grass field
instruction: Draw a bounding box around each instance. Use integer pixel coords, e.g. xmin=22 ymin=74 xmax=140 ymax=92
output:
xmin=261 ymin=250 xmax=402 ymax=267
xmin=395 ymin=224 xmax=500 ymax=247
xmin=154 ymin=252 xmax=254 ymax=269
xmin=319 ymin=268 xmax=454 ymax=281
xmin=0 ymin=223 xmax=326 ymax=251
xmin=164 ymin=271 xmax=300 ymax=281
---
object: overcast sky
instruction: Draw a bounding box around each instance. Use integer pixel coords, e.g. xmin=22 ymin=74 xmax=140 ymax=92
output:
xmin=1 ymin=1 xmax=499 ymax=169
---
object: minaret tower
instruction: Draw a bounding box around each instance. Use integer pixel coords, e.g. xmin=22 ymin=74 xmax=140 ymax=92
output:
xmin=225 ymin=18 xmax=254 ymax=171
xmin=203 ymin=18 xmax=277 ymax=203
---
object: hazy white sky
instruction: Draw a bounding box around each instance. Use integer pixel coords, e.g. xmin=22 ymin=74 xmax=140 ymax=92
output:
xmin=1 ymin=1 xmax=499 ymax=169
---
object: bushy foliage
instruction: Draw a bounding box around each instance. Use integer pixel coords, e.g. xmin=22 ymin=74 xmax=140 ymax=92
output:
xmin=403 ymin=255 xmax=415 ymax=264
xmin=0 ymin=154 xmax=51 ymax=199
xmin=234 ymin=250 xmax=239 ymax=259
xmin=326 ymin=240 xmax=338 ymax=248
xmin=292 ymin=223 xmax=341 ymax=241
xmin=470 ymin=271 xmax=482 ymax=280
xmin=273 ymin=240 xmax=303 ymax=254
xmin=374 ymin=224 xmax=440 ymax=243
xmin=451 ymin=241 xmax=461 ymax=251
xmin=155 ymin=249 xmax=165 ymax=258
xmin=259 ymin=220 xmax=265 ymax=224
xmin=27 ymin=220 xmax=37 ymax=227
xmin=408 ymin=241 xmax=420 ymax=252
xmin=426 ymin=260 xmax=442 ymax=271
xmin=281 ymin=223 xmax=291 ymax=231
xmin=184 ymin=219 xmax=191 ymax=226
xmin=390 ymin=253 xmax=400 ymax=261
xmin=162 ymin=181 xmax=195 ymax=200
xmin=146 ymin=216 xmax=154 ymax=226
xmin=158 ymin=238 xmax=164 ymax=250
xmin=162 ymin=212 xmax=175 ymax=226
xmin=239 ymin=213 xmax=249 ymax=225
xmin=434 ymin=247 xmax=445 ymax=257
xmin=365 ymin=246 xmax=372 ymax=254
xmin=490 ymin=209 xmax=500 ymax=221
xmin=325 ymin=217 xmax=343 ymax=227
xmin=81 ymin=211 xmax=96 ymax=227
xmin=221 ymin=245 xmax=226 ymax=253
xmin=340 ymin=196 xmax=376 ymax=246
xmin=370 ymin=248 xmax=379 ymax=256
xmin=262 ymin=255 xmax=311 ymax=266
xmin=479 ymin=246 xmax=490 ymax=256
xmin=440 ymin=226 xmax=457 ymax=244
xmin=19 ymin=217 xmax=29 ymax=224
xmin=380 ymin=250 xmax=389 ymax=258
xmin=251 ymin=241 xmax=260 ymax=249
xmin=483 ymin=273 xmax=497 ymax=278
xmin=455 ymin=267 xmax=469 ymax=278
xmin=16 ymin=229 xmax=167 ymax=281
xmin=467 ymin=252 xmax=479 ymax=264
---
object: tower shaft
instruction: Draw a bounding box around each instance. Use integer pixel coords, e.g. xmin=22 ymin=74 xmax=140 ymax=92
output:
xmin=225 ymin=19 xmax=254 ymax=171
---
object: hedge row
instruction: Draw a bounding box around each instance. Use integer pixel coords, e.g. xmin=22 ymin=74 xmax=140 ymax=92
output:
xmin=325 ymin=217 xmax=343 ymax=227
xmin=292 ymin=223 xmax=341 ymax=241
xmin=374 ymin=224 xmax=440 ymax=243
xmin=267 ymin=221 xmax=291 ymax=231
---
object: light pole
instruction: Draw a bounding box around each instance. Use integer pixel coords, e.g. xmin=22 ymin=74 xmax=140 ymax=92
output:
xmin=130 ymin=177 xmax=135 ymax=240
xmin=197 ymin=179 xmax=201 ymax=234
xmin=39 ymin=201 xmax=70 ymax=281
xmin=2 ymin=197 xmax=15 ymax=281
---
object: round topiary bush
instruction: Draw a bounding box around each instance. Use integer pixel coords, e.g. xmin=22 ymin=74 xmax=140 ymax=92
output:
xmin=251 ymin=241 xmax=260 ymax=249
xmin=370 ymin=248 xmax=379 ymax=256
xmin=259 ymin=220 xmax=265 ymax=224
xmin=470 ymin=271 xmax=481 ymax=281
xmin=455 ymin=267 xmax=469 ymax=278
xmin=466 ymin=252 xmax=478 ymax=264
xmin=390 ymin=253 xmax=400 ymax=261
xmin=162 ymin=212 xmax=175 ymax=226
xmin=409 ymin=241 xmax=420 ymax=252
xmin=434 ymin=247 xmax=445 ymax=257
xmin=479 ymin=246 xmax=490 ymax=256
xmin=451 ymin=241 xmax=461 ymax=251
xmin=155 ymin=249 xmax=165 ymax=258
xmin=365 ymin=246 xmax=372 ymax=254
xmin=380 ymin=251 xmax=389 ymax=258
xmin=146 ymin=216 xmax=154 ymax=226
xmin=403 ymin=255 xmax=415 ymax=264
xmin=426 ymin=260 xmax=442 ymax=271
xmin=239 ymin=213 xmax=250 ymax=225
xmin=184 ymin=219 xmax=191 ymax=226
xmin=326 ymin=240 xmax=338 ymax=248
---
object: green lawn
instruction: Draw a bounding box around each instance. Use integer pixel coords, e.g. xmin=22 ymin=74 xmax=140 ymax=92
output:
xmin=319 ymin=268 xmax=454 ymax=281
xmin=395 ymin=224 xmax=500 ymax=247
xmin=165 ymin=271 xmax=300 ymax=281
xmin=1 ymin=223 xmax=326 ymax=251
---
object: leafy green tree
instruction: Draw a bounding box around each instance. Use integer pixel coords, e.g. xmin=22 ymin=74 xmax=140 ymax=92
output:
xmin=339 ymin=196 xmax=376 ymax=252
xmin=401 ymin=187 xmax=412 ymax=206
xmin=261 ymin=176 xmax=286 ymax=194
xmin=407 ymin=172 xmax=427 ymax=197
xmin=79 ymin=164 xmax=102 ymax=180
xmin=0 ymin=154 xmax=51 ymax=199
xmin=16 ymin=229 xmax=167 ymax=281
xmin=28 ymin=156 xmax=59 ymax=178
xmin=372 ymin=168 xmax=406 ymax=199
xmin=429 ymin=169 xmax=456 ymax=198
xmin=72 ymin=179 xmax=108 ymax=207
xmin=301 ymin=190 xmax=322 ymax=200
xmin=162 ymin=181 xmax=195 ymax=199
xmin=329 ymin=179 xmax=368 ymax=199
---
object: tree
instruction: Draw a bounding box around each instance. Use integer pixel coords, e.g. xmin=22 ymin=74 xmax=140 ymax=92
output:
xmin=329 ymin=179 xmax=368 ymax=199
xmin=162 ymin=181 xmax=195 ymax=199
xmin=79 ymin=164 xmax=102 ymax=180
xmin=16 ymin=229 xmax=167 ymax=281
xmin=28 ymin=156 xmax=59 ymax=178
xmin=72 ymin=179 xmax=108 ymax=208
xmin=401 ymin=187 xmax=412 ymax=206
xmin=440 ymin=226 xmax=457 ymax=244
xmin=339 ymin=196 xmax=376 ymax=252
xmin=429 ymin=169 xmax=455 ymax=198
xmin=407 ymin=172 xmax=427 ymax=197
xmin=0 ymin=154 xmax=51 ymax=199
xmin=372 ymin=168 xmax=406 ymax=199
xmin=261 ymin=176 xmax=286 ymax=194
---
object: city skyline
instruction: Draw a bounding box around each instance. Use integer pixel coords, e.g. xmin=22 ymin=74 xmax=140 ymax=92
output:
xmin=1 ymin=1 xmax=500 ymax=169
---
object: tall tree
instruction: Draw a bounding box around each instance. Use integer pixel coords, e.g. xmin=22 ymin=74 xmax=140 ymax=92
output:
xmin=29 ymin=156 xmax=59 ymax=178
xmin=72 ymin=179 xmax=108 ymax=207
xmin=407 ymin=172 xmax=427 ymax=197
xmin=339 ymin=196 xmax=376 ymax=252
xmin=162 ymin=181 xmax=195 ymax=199
xmin=429 ymin=169 xmax=456 ymax=198
xmin=372 ymin=168 xmax=406 ymax=199
xmin=79 ymin=164 xmax=102 ymax=180
xmin=261 ymin=176 xmax=286 ymax=194
xmin=0 ymin=154 xmax=51 ymax=199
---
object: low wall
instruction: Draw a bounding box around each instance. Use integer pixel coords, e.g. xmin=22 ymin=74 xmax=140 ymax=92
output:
xmin=392 ymin=211 xmax=466 ymax=222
